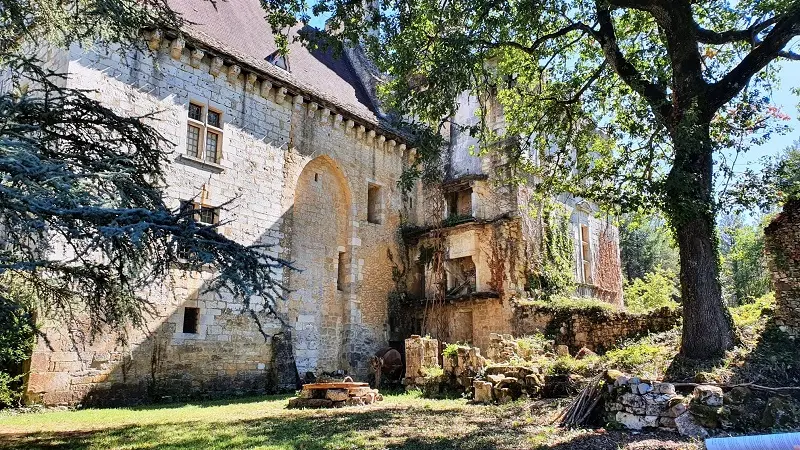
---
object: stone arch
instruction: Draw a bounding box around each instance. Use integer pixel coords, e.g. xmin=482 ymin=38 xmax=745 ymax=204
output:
xmin=287 ymin=155 xmax=353 ymax=375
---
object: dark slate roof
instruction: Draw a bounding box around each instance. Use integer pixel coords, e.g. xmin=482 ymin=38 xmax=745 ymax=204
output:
xmin=168 ymin=0 xmax=384 ymax=127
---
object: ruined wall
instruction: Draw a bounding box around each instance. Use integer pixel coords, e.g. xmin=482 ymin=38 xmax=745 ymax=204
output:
xmin=25 ymin=37 xmax=405 ymax=405
xmin=765 ymin=199 xmax=800 ymax=339
xmin=513 ymin=303 xmax=681 ymax=353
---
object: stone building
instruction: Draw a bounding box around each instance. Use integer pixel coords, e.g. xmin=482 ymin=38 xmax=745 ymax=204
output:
xmin=21 ymin=0 xmax=622 ymax=405
xmin=24 ymin=0 xmax=411 ymax=405
xmin=393 ymin=92 xmax=624 ymax=351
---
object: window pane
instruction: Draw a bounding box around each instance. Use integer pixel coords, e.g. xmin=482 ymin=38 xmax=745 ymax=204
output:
xmin=205 ymin=131 xmax=219 ymax=162
xmin=188 ymin=103 xmax=203 ymax=121
xmin=198 ymin=207 xmax=218 ymax=225
xmin=186 ymin=125 xmax=201 ymax=157
xmin=207 ymin=110 xmax=221 ymax=128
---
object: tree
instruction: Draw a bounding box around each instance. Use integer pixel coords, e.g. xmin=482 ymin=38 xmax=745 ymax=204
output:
xmin=719 ymin=215 xmax=771 ymax=305
xmin=268 ymin=0 xmax=800 ymax=358
xmin=0 ymin=1 xmax=290 ymax=340
xmin=619 ymin=213 xmax=679 ymax=282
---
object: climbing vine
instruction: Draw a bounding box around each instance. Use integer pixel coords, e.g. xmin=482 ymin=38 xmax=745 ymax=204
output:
xmin=527 ymin=200 xmax=575 ymax=300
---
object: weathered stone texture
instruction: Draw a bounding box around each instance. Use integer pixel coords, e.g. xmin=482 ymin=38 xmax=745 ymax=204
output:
xmin=765 ymin=199 xmax=800 ymax=339
xmin=513 ymin=304 xmax=681 ymax=353
xmin=25 ymin=38 xmax=405 ymax=405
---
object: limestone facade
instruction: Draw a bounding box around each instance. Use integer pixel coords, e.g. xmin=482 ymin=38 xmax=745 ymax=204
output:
xmin=395 ymin=90 xmax=625 ymax=350
xmin=25 ymin=3 xmax=410 ymax=405
xmin=765 ymin=199 xmax=800 ymax=339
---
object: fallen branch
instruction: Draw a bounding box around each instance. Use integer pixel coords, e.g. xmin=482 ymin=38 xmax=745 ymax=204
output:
xmin=666 ymin=381 xmax=800 ymax=395
xmin=557 ymin=374 xmax=604 ymax=428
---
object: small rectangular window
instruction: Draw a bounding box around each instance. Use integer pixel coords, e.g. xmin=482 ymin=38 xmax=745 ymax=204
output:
xmin=367 ymin=184 xmax=382 ymax=224
xmin=186 ymin=125 xmax=201 ymax=158
xmin=337 ymin=251 xmax=347 ymax=291
xmin=183 ymin=307 xmax=200 ymax=334
xmin=580 ymin=225 xmax=592 ymax=283
xmin=181 ymin=201 xmax=220 ymax=225
xmin=186 ymin=102 xmax=223 ymax=164
xmin=207 ymin=110 xmax=221 ymax=128
xmin=188 ymin=103 xmax=203 ymax=121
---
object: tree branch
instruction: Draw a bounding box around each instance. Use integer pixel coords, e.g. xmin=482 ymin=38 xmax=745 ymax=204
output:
xmin=695 ymin=17 xmax=778 ymax=45
xmin=591 ymin=2 xmax=673 ymax=122
xmin=708 ymin=6 xmax=800 ymax=112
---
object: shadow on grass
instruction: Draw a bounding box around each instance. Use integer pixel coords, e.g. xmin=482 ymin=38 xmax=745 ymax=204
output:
xmin=664 ymin=322 xmax=800 ymax=388
xmin=0 ymin=403 xmax=698 ymax=450
xmin=118 ymin=393 xmax=296 ymax=412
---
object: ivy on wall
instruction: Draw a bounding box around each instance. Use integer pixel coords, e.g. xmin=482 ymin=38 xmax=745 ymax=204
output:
xmin=527 ymin=200 xmax=575 ymax=300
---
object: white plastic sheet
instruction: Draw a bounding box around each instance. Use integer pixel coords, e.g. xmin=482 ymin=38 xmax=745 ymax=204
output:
xmin=705 ymin=432 xmax=800 ymax=450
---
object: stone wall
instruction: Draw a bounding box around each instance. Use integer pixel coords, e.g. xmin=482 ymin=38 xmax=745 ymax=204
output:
xmin=765 ymin=199 xmax=800 ymax=339
xmin=25 ymin=36 xmax=408 ymax=405
xmin=513 ymin=303 xmax=681 ymax=353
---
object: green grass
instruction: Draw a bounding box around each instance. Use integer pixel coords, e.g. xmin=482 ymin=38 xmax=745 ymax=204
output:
xmin=0 ymin=392 xmax=698 ymax=449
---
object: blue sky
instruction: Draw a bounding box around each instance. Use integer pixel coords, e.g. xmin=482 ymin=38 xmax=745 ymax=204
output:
xmin=733 ymin=61 xmax=799 ymax=169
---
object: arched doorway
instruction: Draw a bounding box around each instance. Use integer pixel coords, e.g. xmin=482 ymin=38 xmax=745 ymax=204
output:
xmin=287 ymin=156 xmax=352 ymax=375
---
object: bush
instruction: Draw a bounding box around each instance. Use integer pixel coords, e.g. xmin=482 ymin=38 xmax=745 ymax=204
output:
xmin=730 ymin=292 xmax=775 ymax=328
xmin=623 ymin=267 xmax=680 ymax=313
xmin=519 ymin=295 xmax=615 ymax=315
xmin=442 ymin=343 xmax=459 ymax=359
xmin=0 ymin=291 xmax=37 ymax=408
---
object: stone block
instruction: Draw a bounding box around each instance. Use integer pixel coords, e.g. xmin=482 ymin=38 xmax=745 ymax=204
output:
xmin=615 ymin=412 xmax=658 ymax=430
xmin=473 ymin=380 xmax=493 ymax=403
xmin=693 ymin=384 xmax=723 ymax=407
xmin=325 ymin=389 xmax=350 ymax=402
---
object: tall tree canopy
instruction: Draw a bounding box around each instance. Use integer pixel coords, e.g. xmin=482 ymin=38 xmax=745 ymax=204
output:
xmin=268 ymin=0 xmax=800 ymax=358
xmin=0 ymin=0 xmax=290 ymax=338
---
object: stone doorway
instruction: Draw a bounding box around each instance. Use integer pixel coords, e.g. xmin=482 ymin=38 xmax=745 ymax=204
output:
xmin=287 ymin=156 xmax=352 ymax=375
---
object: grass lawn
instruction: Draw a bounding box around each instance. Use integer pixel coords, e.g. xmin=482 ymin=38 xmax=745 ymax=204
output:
xmin=0 ymin=391 xmax=700 ymax=450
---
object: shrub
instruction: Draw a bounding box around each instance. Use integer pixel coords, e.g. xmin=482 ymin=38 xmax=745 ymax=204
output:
xmin=0 ymin=294 xmax=37 ymax=408
xmin=730 ymin=292 xmax=775 ymax=328
xmin=623 ymin=267 xmax=680 ymax=313
xmin=519 ymin=296 xmax=615 ymax=315
xmin=442 ymin=343 xmax=459 ymax=359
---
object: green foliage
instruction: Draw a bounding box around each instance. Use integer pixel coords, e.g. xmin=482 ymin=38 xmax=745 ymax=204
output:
xmin=442 ymin=343 xmax=459 ymax=359
xmin=618 ymin=213 xmax=679 ymax=282
xmin=623 ymin=267 xmax=680 ymax=314
xmin=603 ymin=329 xmax=680 ymax=378
xmin=421 ymin=366 xmax=444 ymax=379
xmin=731 ymin=139 xmax=800 ymax=210
xmin=527 ymin=202 xmax=575 ymax=300
xmin=515 ymin=333 xmax=551 ymax=355
xmin=546 ymin=355 xmax=601 ymax=377
xmin=519 ymin=296 xmax=615 ymax=315
xmin=720 ymin=215 xmax=772 ymax=304
xmin=730 ymin=292 xmax=775 ymax=328
xmin=0 ymin=284 xmax=36 ymax=408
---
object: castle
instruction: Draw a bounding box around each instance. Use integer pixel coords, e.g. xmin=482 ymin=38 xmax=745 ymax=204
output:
xmin=23 ymin=0 xmax=622 ymax=405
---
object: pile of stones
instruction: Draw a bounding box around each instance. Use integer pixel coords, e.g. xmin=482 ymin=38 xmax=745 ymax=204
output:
xmin=442 ymin=345 xmax=486 ymax=389
xmin=473 ymin=365 xmax=547 ymax=403
xmin=605 ymin=372 xmax=797 ymax=437
xmin=287 ymin=382 xmax=383 ymax=409
xmin=604 ymin=372 xmax=687 ymax=431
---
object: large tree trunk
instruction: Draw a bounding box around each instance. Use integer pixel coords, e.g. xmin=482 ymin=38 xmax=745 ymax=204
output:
xmin=666 ymin=119 xmax=735 ymax=359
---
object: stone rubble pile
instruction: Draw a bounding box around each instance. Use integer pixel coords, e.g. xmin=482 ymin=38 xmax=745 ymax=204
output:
xmin=604 ymin=373 xmax=686 ymax=431
xmin=288 ymin=383 xmax=383 ymax=408
xmin=472 ymin=365 xmax=547 ymax=403
xmin=403 ymin=335 xmax=440 ymax=386
xmin=442 ymin=345 xmax=486 ymax=389
xmin=605 ymin=373 xmax=797 ymax=436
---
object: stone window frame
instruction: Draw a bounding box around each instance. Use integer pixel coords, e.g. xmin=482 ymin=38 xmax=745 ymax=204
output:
xmin=173 ymin=300 xmax=208 ymax=341
xmin=176 ymin=200 xmax=222 ymax=261
xmin=579 ymin=224 xmax=593 ymax=284
xmin=366 ymin=181 xmax=384 ymax=225
xmin=179 ymin=98 xmax=225 ymax=171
